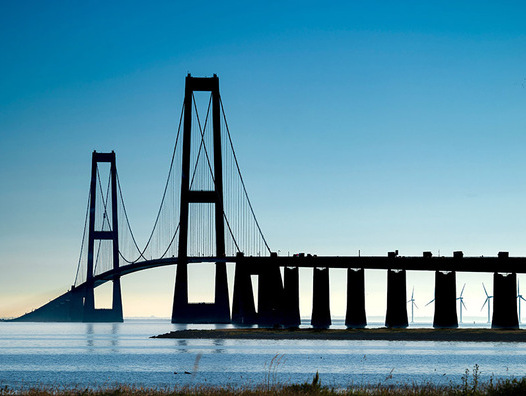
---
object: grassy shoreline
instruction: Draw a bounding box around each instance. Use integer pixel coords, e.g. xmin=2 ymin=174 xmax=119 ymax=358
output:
xmin=152 ymin=328 xmax=526 ymax=342
xmin=2 ymin=374 xmax=526 ymax=395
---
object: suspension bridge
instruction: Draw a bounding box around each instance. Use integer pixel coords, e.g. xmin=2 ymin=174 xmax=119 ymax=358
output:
xmin=12 ymin=74 xmax=526 ymax=329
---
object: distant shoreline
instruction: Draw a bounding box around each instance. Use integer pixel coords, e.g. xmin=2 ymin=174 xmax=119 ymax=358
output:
xmin=153 ymin=328 xmax=526 ymax=342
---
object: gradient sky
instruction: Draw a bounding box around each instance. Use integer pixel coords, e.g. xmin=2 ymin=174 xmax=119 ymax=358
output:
xmin=1 ymin=1 xmax=526 ymax=320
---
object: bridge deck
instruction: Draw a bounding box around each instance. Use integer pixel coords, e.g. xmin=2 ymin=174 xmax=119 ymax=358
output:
xmin=238 ymin=255 xmax=526 ymax=273
xmin=73 ymin=254 xmax=526 ymax=294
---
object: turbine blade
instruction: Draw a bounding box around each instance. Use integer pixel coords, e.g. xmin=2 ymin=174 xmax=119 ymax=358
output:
xmin=481 ymin=299 xmax=488 ymax=311
xmin=414 ymin=302 xmax=419 ymax=309
xmin=425 ymin=299 xmax=435 ymax=306
xmin=460 ymin=283 xmax=466 ymax=297
xmin=521 ymin=296 xmax=526 ymax=302
xmin=482 ymin=282 xmax=488 ymax=297
xmin=462 ymin=300 xmax=467 ymax=310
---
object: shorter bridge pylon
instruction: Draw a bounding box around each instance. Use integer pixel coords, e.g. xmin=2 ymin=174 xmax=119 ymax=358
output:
xmin=83 ymin=151 xmax=123 ymax=323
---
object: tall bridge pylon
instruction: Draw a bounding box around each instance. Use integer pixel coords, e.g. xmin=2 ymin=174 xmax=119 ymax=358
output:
xmin=172 ymin=74 xmax=230 ymax=323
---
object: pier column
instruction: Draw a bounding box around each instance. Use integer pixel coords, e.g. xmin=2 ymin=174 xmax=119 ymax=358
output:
xmin=172 ymin=261 xmax=189 ymax=322
xmin=258 ymin=252 xmax=284 ymax=326
xmin=492 ymin=252 xmax=518 ymax=329
xmin=432 ymin=271 xmax=458 ymax=328
xmin=385 ymin=261 xmax=408 ymax=328
xmin=214 ymin=262 xmax=231 ymax=321
xmin=232 ymin=253 xmax=257 ymax=325
xmin=111 ymin=275 xmax=123 ymax=322
xmin=282 ymin=267 xmax=301 ymax=328
xmin=492 ymin=273 xmax=518 ymax=329
xmin=345 ymin=268 xmax=366 ymax=328
xmin=68 ymin=288 xmax=85 ymax=322
xmin=311 ymin=267 xmax=331 ymax=328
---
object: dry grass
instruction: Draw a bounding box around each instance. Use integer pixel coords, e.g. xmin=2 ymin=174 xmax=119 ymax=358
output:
xmin=2 ymin=371 xmax=526 ymax=396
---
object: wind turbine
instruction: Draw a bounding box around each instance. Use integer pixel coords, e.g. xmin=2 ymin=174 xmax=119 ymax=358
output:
xmin=407 ymin=287 xmax=418 ymax=323
xmin=456 ymin=283 xmax=467 ymax=323
xmin=517 ymin=280 xmax=526 ymax=323
xmin=481 ymin=282 xmax=493 ymax=323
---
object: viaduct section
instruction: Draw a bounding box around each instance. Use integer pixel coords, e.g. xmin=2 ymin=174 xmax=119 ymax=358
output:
xmin=232 ymin=251 xmax=522 ymax=329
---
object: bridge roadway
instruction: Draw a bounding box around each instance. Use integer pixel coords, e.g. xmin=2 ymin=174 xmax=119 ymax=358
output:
xmin=17 ymin=253 xmax=525 ymax=325
xmin=82 ymin=254 xmax=526 ymax=291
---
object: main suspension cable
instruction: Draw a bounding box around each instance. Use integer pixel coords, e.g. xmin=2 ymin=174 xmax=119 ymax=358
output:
xmin=116 ymin=101 xmax=185 ymax=263
xmin=220 ymin=97 xmax=271 ymax=254
xmin=116 ymin=172 xmax=148 ymax=263
xmin=74 ymin=184 xmax=91 ymax=286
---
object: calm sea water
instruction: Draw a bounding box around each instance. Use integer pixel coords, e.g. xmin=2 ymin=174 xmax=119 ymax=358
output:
xmin=1 ymin=319 xmax=525 ymax=390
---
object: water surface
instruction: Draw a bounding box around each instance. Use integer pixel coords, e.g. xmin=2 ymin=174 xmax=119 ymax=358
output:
xmin=0 ymin=319 xmax=524 ymax=390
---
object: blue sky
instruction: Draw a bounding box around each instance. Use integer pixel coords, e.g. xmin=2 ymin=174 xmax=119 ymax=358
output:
xmin=1 ymin=1 xmax=526 ymax=319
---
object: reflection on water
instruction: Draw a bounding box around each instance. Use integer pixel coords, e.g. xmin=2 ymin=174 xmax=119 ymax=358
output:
xmin=177 ymin=339 xmax=188 ymax=353
xmin=84 ymin=323 xmax=120 ymax=352
xmin=111 ymin=323 xmax=119 ymax=352
xmin=212 ymin=338 xmax=224 ymax=354
xmin=1 ymin=319 xmax=525 ymax=390
xmin=86 ymin=323 xmax=94 ymax=349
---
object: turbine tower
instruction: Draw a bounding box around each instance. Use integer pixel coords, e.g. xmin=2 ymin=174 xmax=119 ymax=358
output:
xmin=407 ymin=287 xmax=418 ymax=324
xmin=481 ymin=282 xmax=493 ymax=324
xmin=456 ymin=283 xmax=467 ymax=323
xmin=517 ymin=280 xmax=526 ymax=324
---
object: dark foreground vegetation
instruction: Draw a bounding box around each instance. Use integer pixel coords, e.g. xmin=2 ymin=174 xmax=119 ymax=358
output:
xmin=4 ymin=369 xmax=526 ymax=396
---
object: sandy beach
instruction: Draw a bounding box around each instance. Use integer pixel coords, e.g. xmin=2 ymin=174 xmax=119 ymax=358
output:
xmin=153 ymin=328 xmax=526 ymax=342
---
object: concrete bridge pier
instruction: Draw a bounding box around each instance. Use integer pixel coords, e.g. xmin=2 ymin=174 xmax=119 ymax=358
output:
xmin=345 ymin=268 xmax=366 ymax=328
xmin=492 ymin=272 xmax=518 ymax=329
xmin=111 ymin=275 xmax=123 ymax=321
xmin=171 ymin=261 xmax=189 ymax=322
xmin=82 ymin=277 xmax=124 ymax=323
xmin=68 ymin=288 xmax=85 ymax=321
xmin=432 ymin=271 xmax=458 ymax=328
xmin=311 ymin=267 xmax=331 ymax=328
xmin=282 ymin=266 xmax=301 ymax=328
xmin=257 ymin=252 xmax=284 ymax=326
xmin=385 ymin=265 xmax=408 ymax=328
xmin=214 ymin=262 xmax=231 ymax=321
xmin=492 ymin=253 xmax=518 ymax=329
xmin=232 ymin=253 xmax=257 ymax=325
xmin=172 ymin=258 xmax=231 ymax=324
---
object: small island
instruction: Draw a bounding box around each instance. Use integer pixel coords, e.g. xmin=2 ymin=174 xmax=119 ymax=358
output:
xmin=153 ymin=328 xmax=526 ymax=342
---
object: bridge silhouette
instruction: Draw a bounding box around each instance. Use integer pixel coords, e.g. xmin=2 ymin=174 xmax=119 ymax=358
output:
xmin=13 ymin=74 xmax=525 ymax=329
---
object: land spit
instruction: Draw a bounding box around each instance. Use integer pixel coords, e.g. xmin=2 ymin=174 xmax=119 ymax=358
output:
xmin=153 ymin=328 xmax=526 ymax=342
